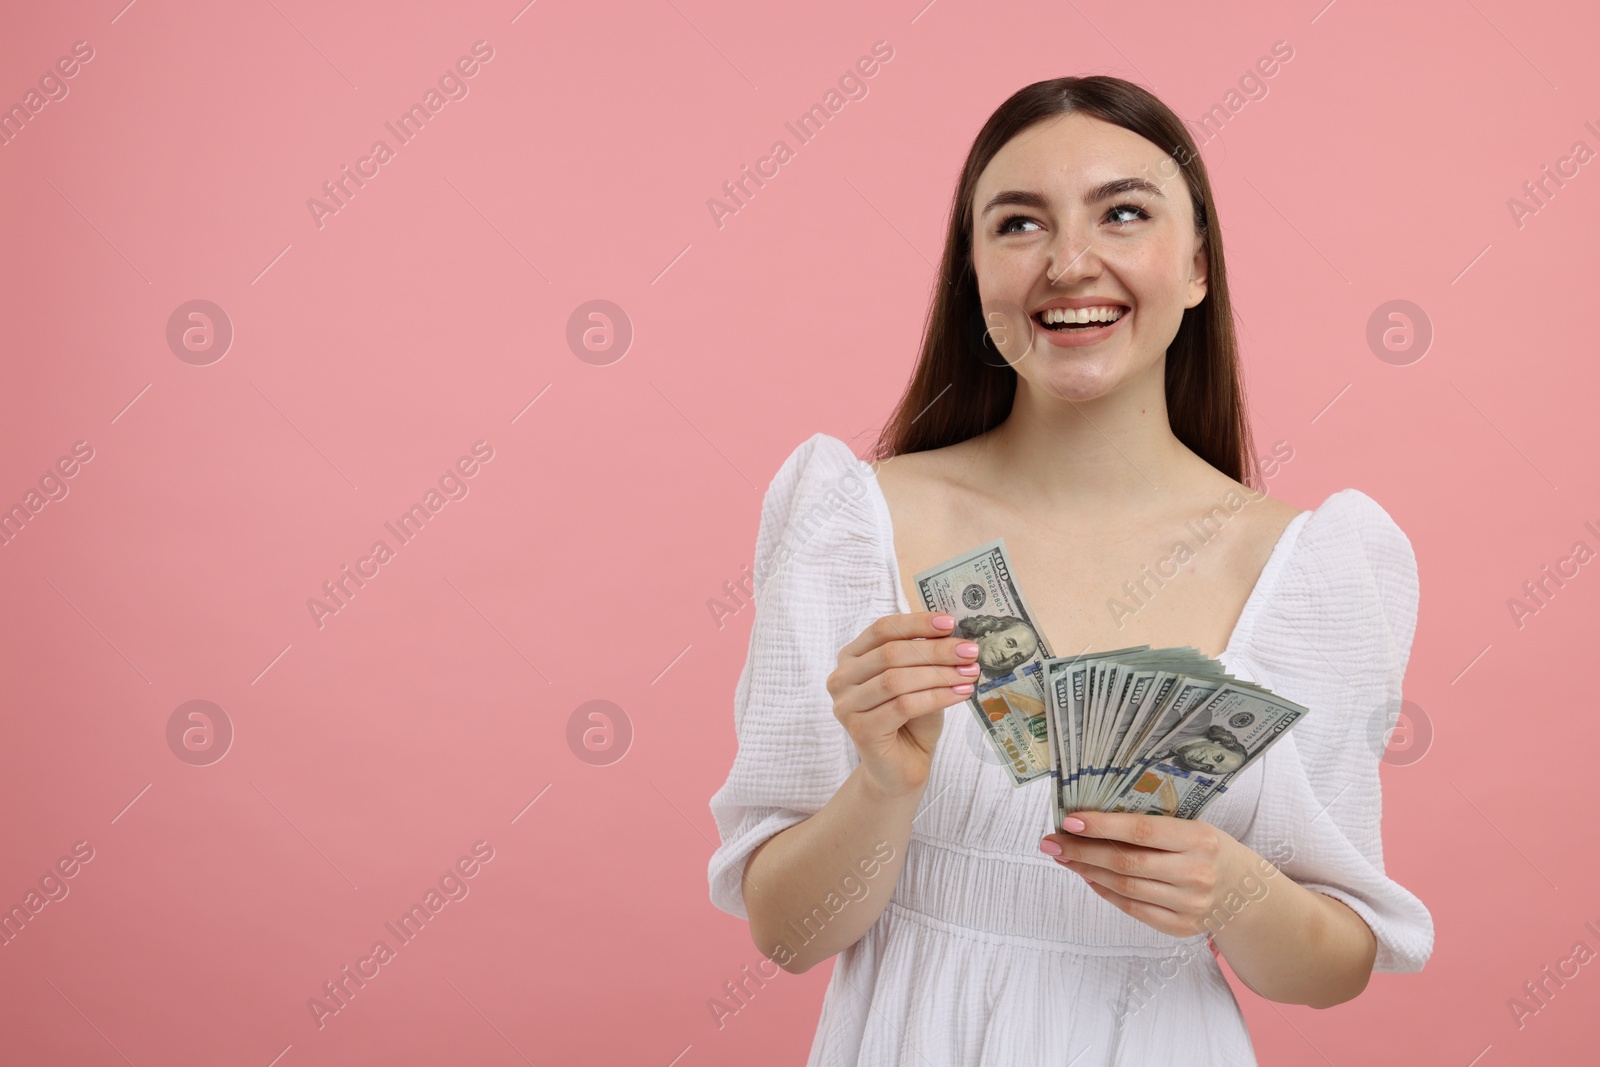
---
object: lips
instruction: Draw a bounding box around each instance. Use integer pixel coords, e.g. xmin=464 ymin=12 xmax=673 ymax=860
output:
xmin=1031 ymin=298 xmax=1131 ymax=314
xmin=1030 ymin=306 xmax=1129 ymax=347
xmin=1033 ymin=307 xmax=1128 ymax=332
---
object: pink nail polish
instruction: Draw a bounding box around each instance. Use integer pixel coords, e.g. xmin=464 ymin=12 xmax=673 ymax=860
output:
xmin=957 ymin=663 xmax=979 ymax=676
xmin=1039 ymin=839 xmax=1062 ymax=856
xmin=951 ymin=682 xmax=974 ymax=694
xmin=955 ymin=642 xmax=979 ymax=658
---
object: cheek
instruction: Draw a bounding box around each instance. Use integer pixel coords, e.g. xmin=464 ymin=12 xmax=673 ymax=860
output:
xmin=973 ymin=242 xmax=1040 ymax=298
xmin=1108 ymin=234 xmax=1192 ymax=297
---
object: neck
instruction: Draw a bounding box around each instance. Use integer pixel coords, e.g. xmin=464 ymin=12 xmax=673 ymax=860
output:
xmin=981 ymin=360 xmax=1192 ymax=511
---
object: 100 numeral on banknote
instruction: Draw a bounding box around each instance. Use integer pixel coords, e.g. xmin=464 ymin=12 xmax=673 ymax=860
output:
xmin=913 ymin=538 xmax=1055 ymax=786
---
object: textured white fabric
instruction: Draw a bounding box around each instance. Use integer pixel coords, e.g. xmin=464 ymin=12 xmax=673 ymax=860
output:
xmin=706 ymin=432 xmax=1435 ymax=1066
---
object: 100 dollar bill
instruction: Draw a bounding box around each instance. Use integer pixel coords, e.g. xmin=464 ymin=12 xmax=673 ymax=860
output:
xmin=1106 ymin=683 xmax=1308 ymax=817
xmin=913 ymin=538 xmax=1055 ymax=787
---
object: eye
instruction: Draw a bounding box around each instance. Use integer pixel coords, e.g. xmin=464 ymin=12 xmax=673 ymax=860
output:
xmin=995 ymin=203 xmax=1151 ymax=235
xmin=996 ymin=213 xmax=1040 ymax=235
xmin=1106 ymin=201 xmax=1151 ymax=225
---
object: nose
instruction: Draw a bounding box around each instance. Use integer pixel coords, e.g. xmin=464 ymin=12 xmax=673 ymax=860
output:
xmin=1045 ymin=228 xmax=1101 ymax=287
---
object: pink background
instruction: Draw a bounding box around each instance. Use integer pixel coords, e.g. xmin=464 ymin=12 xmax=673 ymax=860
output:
xmin=1 ymin=0 xmax=1595 ymax=1063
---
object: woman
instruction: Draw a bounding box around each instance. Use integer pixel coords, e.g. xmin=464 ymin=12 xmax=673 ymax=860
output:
xmin=707 ymin=75 xmax=1433 ymax=1065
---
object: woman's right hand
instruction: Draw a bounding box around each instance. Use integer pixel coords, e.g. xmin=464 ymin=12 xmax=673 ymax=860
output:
xmin=826 ymin=611 xmax=981 ymax=801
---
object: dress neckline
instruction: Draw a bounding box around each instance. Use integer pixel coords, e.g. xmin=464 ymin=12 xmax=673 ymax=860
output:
xmin=851 ymin=441 xmax=1316 ymax=663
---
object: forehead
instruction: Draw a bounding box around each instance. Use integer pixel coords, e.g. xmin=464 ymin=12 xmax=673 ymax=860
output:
xmin=975 ymin=112 xmax=1176 ymax=197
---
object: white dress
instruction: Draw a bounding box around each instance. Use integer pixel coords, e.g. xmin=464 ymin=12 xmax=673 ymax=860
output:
xmin=706 ymin=432 xmax=1435 ymax=1066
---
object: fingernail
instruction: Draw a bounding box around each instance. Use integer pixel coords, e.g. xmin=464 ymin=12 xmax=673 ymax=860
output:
xmin=955 ymin=642 xmax=979 ymax=658
xmin=932 ymin=614 xmax=955 ymax=629
xmin=1039 ymin=839 xmax=1063 ymax=856
xmin=957 ymin=663 xmax=979 ymax=676
xmin=952 ymin=682 xmax=974 ymax=694
xmin=1063 ymin=816 xmax=1086 ymax=832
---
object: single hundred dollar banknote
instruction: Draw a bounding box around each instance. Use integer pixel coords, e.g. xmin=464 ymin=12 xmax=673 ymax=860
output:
xmin=914 ymin=538 xmax=1055 ymax=786
xmin=1106 ymin=683 xmax=1308 ymax=818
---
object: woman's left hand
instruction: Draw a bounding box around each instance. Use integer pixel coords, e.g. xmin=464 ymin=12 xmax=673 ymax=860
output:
xmin=1039 ymin=811 xmax=1254 ymax=938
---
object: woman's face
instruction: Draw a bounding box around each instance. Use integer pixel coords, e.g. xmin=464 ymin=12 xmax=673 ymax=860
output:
xmin=1174 ymin=738 xmax=1244 ymax=775
xmin=968 ymin=111 xmax=1208 ymax=404
xmin=978 ymin=621 xmax=1037 ymax=674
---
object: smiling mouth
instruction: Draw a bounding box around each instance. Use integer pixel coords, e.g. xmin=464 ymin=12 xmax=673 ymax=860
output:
xmin=1034 ymin=307 xmax=1129 ymax=332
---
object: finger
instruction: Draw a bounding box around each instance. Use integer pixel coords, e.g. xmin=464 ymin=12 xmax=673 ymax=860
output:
xmin=856 ymin=684 xmax=969 ymax=733
xmin=1059 ymin=857 xmax=1188 ymax=911
xmin=839 ymin=611 xmax=956 ymax=663
xmin=1057 ymin=810 xmax=1195 ymax=853
xmin=1083 ymin=880 xmax=1192 ymax=936
xmin=833 ymin=628 xmax=979 ymax=693
xmin=1042 ymin=837 xmax=1185 ymax=886
xmin=835 ymin=663 xmax=977 ymax=718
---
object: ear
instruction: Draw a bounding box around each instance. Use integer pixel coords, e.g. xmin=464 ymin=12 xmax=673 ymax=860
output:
xmin=1185 ymin=237 xmax=1209 ymax=310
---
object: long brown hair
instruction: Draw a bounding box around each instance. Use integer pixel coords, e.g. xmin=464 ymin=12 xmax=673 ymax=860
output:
xmin=870 ymin=75 xmax=1259 ymax=487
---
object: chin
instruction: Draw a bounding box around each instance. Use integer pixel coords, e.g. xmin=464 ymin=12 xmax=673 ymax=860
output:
xmin=1029 ymin=373 xmax=1119 ymax=404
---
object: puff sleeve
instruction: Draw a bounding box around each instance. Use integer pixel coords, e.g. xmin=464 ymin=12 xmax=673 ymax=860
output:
xmin=1234 ymin=489 xmax=1435 ymax=973
xmin=706 ymin=433 xmax=891 ymax=920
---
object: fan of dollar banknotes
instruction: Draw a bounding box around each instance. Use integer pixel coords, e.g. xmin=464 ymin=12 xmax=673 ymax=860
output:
xmin=913 ymin=538 xmax=1310 ymax=832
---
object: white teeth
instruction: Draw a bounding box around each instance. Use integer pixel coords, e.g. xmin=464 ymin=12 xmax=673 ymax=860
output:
xmin=1040 ymin=305 xmax=1126 ymax=325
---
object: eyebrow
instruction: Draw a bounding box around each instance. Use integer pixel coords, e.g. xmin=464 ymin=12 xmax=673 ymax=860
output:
xmin=979 ymin=176 xmax=1167 ymax=217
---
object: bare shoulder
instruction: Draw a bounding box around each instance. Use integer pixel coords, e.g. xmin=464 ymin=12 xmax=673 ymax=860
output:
xmin=872 ymin=437 xmax=982 ymax=516
xmin=1242 ymin=486 xmax=1304 ymax=533
xmin=1210 ymin=474 xmax=1305 ymax=578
